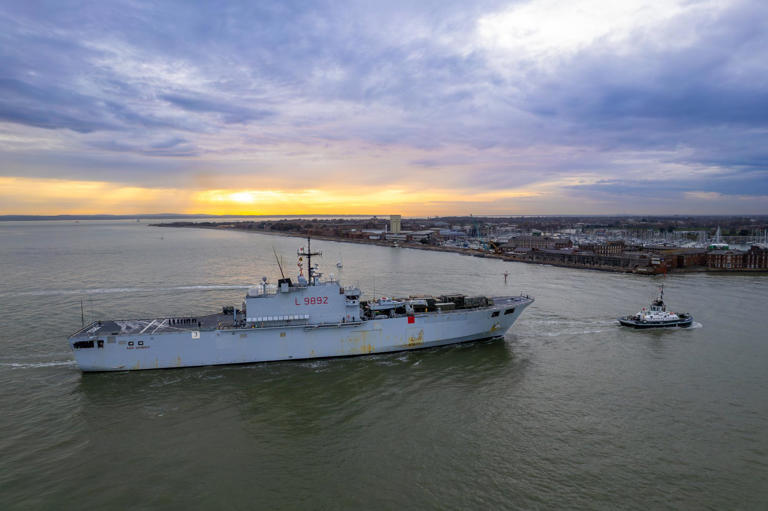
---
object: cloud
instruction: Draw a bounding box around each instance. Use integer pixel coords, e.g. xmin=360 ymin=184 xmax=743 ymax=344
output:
xmin=567 ymin=169 xmax=768 ymax=200
xmin=508 ymin=1 xmax=768 ymax=158
xmin=0 ymin=0 xmax=766 ymax=214
xmin=87 ymin=137 xmax=199 ymax=157
xmin=0 ymin=78 xmax=119 ymax=133
xmin=160 ymin=93 xmax=273 ymax=124
xmin=684 ymin=191 xmax=724 ymax=200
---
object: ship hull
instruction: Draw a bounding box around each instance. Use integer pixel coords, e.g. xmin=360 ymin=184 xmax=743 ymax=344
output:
xmin=618 ymin=316 xmax=693 ymax=329
xmin=71 ymin=299 xmax=532 ymax=372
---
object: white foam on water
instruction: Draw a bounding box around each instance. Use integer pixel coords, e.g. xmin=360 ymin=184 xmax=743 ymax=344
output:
xmin=539 ymin=328 xmax=612 ymax=337
xmin=524 ymin=317 xmax=617 ymax=337
xmin=373 ymin=359 xmax=398 ymax=366
xmin=1 ymin=360 xmax=77 ymax=369
xmin=301 ymin=360 xmax=329 ymax=370
xmin=4 ymin=285 xmax=251 ymax=297
xmin=175 ymin=285 xmax=251 ymax=291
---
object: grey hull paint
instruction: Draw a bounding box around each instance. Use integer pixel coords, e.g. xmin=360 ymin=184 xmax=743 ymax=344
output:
xmin=70 ymin=298 xmax=533 ymax=372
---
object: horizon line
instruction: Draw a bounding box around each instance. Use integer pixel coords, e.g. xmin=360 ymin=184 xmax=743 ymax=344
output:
xmin=2 ymin=213 xmax=768 ymax=221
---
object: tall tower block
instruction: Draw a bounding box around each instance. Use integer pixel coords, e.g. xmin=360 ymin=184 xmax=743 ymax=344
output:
xmin=390 ymin=215 xmax=401 ymax=234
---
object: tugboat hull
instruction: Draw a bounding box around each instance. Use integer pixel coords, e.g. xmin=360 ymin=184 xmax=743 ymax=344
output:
xmin=618 ymin=316 xmax=693 ymax=329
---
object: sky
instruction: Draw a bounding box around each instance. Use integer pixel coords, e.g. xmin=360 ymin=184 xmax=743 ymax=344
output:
xmin=1 ymin=0 xmax=767 ymax=216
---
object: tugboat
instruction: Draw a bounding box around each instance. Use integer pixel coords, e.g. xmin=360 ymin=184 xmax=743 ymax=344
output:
xmin=618 ymin=285 xmax=693 ymax=329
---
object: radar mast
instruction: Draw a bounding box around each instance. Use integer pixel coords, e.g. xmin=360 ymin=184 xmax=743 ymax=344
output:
xmin=298 ymin=235 xmax=322 ymax=286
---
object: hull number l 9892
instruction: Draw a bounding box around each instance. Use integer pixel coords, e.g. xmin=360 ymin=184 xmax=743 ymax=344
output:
xmin=295 ymin=296 xmax=329 ymax=305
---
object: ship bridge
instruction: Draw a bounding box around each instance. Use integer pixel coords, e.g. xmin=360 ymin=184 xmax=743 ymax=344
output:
xmin=244 ymin=278 xmax=361 ymax=325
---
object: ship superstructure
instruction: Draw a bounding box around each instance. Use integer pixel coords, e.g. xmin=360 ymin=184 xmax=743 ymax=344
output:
xmin=69 ymin=237 xmax=534 ymax=372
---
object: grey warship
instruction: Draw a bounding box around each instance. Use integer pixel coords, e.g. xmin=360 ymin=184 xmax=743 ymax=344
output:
xmin=68 ymin=237 xmax=534 ymax=371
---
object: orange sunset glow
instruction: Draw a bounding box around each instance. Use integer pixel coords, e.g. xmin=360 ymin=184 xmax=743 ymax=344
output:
xmin=0 ymin=176 xmax=545 ymax=216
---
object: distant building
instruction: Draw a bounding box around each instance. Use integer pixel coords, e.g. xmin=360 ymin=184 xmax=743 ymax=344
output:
xmin=644 ymin=246 xmax=707 ymax=269
xmin=390 ymin=215 xmax=401 ymax=234
xmin=708 ymin=250 xmax=742 ymax=270
xmin=579 ymin=240 xmax=625 ymax=256
xmin=708 ymin=245 xmax=768 ymax=270
xmin=744 ymin=245 xmax=768 ymax=269
xmin=505 ymin=236 xmax=572 ymax=250
xmin=409 ymin=230 xmax=435 ymax=242
xmin=438 ymin=229 xmax=467 ymax=240
xmin=672 ymin=249 xmax=708 ymax=268
xmin=507 ymin=247 xmax=656 ymax=272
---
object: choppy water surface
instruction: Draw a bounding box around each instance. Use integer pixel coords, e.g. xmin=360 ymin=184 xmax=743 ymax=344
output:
xmin=1 ymin=221 xmax=767 ymax=509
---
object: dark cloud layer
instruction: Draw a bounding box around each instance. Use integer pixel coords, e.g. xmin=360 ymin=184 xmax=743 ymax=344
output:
xmin=569 ymin=171 xmax=768 ymax=200
xmin=160 ymin=94 xmax=273 ymax=124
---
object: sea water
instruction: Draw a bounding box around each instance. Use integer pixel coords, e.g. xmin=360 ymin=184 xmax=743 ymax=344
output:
xmin=1 ymin=221 xmax=767 ymax=509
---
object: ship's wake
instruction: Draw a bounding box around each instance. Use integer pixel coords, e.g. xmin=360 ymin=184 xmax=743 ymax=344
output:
xmin=1 ymin=360 xmax=76 ymax=369
xmin=3 ymin=284 xmax=251 ymax=297
xmin=523 ymin=317 xmax=617 ymax=337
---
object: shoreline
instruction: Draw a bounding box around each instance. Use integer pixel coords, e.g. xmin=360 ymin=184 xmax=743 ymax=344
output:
xmin=151 ymin=223 xmax=768 ymax=276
